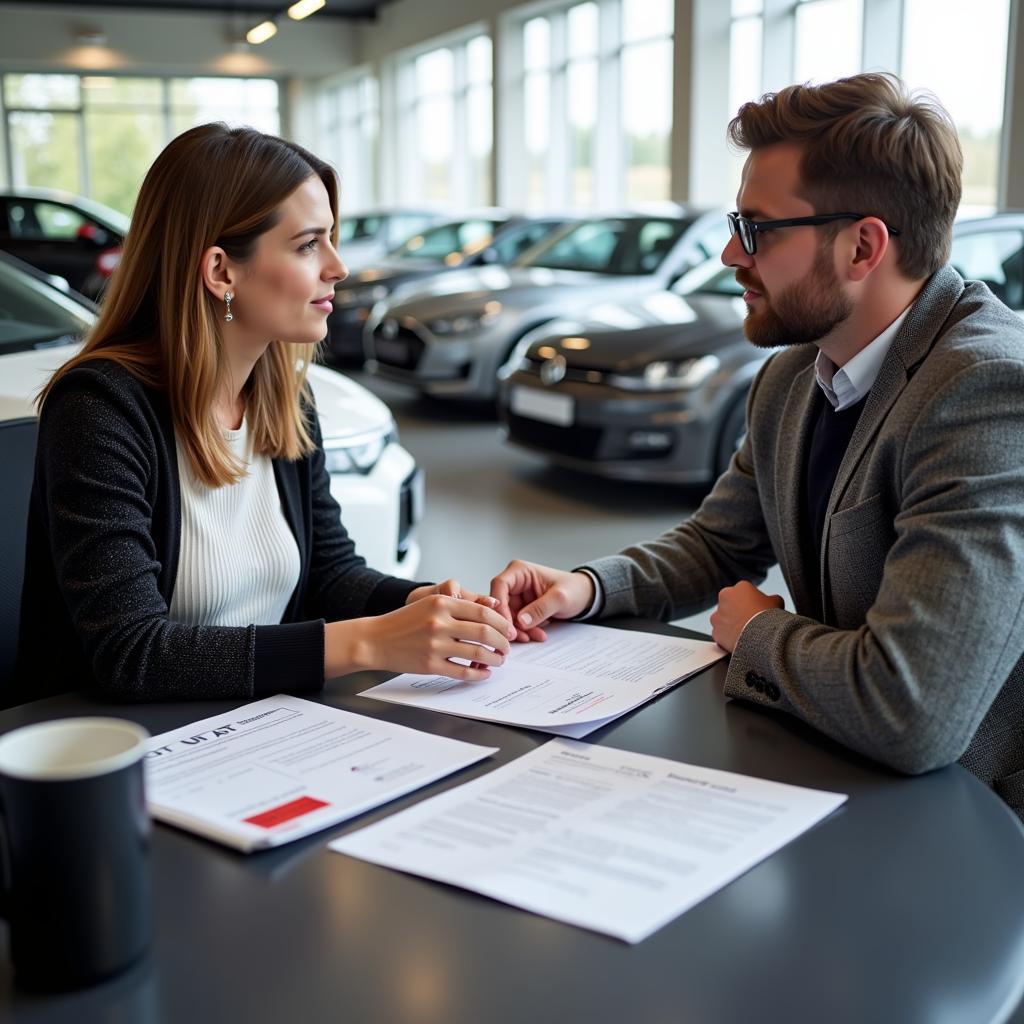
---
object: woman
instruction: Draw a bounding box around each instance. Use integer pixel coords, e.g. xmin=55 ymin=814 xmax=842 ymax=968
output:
xmin=16 ymin=123 xmax=512 ymax=703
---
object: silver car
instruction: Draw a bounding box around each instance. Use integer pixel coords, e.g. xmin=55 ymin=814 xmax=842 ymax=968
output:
xmin=364 ymin=207 xmax=728 ymax=402
xmin=338 ymin=209 xmax=449 ymax=273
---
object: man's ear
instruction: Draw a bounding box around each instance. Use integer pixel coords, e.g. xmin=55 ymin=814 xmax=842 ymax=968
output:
xmin=845 ymin=218 xmax=890 ymax=283
xmin=200 ymin=246 xmax=235 ymax=300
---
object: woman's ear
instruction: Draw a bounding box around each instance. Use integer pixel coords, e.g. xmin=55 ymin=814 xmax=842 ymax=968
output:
xmin=200 ymin=246 xmax=235 ymax=299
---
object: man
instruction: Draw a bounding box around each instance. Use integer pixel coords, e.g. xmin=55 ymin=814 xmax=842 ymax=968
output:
xmin=490 ymin=73 xmax=1024 ymax=820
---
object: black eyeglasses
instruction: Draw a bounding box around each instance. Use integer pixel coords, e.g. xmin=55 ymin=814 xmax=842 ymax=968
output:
xmin=726 ymin=211 xmax=902 ymax=255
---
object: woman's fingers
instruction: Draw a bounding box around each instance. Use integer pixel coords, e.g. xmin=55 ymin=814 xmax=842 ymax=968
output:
xmin=448 ymin=640 xmax=505 ymax=668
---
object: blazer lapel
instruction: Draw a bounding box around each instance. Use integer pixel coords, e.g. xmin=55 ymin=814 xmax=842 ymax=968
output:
xmin=818 ymin=265 xmax=966 ymax=594
xmin=774 ymin=358 xmax=821 ymax=615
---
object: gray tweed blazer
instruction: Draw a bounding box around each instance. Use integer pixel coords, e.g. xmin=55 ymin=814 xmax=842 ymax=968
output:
xmin=584 ymin=265 xmax=1024 ymax=818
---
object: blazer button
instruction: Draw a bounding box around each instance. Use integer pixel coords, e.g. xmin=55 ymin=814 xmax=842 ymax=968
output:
xmin=745 ymin=671 xmax=757 ymax=688
xmin=766 ymin=683 xmax=781 ymax=701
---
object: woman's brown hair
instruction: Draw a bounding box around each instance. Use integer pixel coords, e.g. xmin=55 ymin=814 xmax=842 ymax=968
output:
xmin=728 ymin=73 xmax=962 ymax=280
xmin=40 ymin=122 xmax=339 ymax=487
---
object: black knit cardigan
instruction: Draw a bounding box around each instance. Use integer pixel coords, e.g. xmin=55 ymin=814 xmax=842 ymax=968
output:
xmin=15 ymin=360 xmax=419 ymax=704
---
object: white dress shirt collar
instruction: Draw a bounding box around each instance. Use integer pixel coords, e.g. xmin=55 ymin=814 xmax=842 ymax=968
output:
xmin=814 ymin=304 xmax=912 ymax=411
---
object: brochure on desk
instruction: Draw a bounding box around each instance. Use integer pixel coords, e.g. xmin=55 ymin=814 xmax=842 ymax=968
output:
xmin=144 ymin=695 xmax=497 ymax=853
xmin=360 ymin=622 xmax=726 ymax=737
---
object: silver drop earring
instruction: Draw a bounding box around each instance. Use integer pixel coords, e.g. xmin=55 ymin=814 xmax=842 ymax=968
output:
xmin=224 ymin=291 xmax=234 ymax=323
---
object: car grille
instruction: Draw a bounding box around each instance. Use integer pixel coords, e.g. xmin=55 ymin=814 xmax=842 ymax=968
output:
xmin=371 ymin=325 xmax=425 ymax=370
xmin=507 ymin=413 xmax=675 ymax=463
xmin=523 ymin=358 xmax=606 ymax=384
xmin=506 ymin=414 xmax=604 ymax=459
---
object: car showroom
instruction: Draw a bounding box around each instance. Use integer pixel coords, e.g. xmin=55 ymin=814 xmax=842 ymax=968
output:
xmin=1 ymin=0 xmax=1023 ymax=1020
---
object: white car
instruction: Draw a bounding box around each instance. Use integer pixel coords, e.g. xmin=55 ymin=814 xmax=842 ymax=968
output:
xmin=0 ymin=253 xmax=422 ymax=578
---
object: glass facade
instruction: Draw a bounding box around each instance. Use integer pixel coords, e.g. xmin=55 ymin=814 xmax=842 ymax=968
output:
xmin=2 ymin=73 xmax=280 ymax=215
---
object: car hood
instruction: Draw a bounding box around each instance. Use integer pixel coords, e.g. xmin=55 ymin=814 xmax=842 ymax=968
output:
xmin=526 ymin=291 xmax=750 ymax=371
xmin=383 ymin=266 xmax=652 ymax=318
xmin=344 ymin=259 xmax=449 ymax=291
xmin=0 ymin=345 xmax=392 ymax=443
xmin=338 ymin=239 xmax=388 ymax=272
xmin=0 ymin=346 xmax=72 ymax=420
xmin=307 ymin=364 xmax=392 ymax=440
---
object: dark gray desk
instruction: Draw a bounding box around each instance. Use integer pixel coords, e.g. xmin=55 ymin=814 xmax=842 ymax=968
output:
xmin=2 ymin=621 xmax=1023 ymax=1024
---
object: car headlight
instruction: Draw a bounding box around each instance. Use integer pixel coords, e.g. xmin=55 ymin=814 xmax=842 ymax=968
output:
xmin=323 ymin=425 xmax=397 ymax=475
xmin=426 ymin=301 xmax=502 ymax=336
xmin=334 ymin=284 xmax=390 ymax=308
xmin=609 ymin=355 xmax=721 ymax=392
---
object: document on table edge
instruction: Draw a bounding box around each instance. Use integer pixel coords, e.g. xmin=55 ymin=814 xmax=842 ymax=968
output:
xmin=143 ymin=694 xmax=498 ymax=853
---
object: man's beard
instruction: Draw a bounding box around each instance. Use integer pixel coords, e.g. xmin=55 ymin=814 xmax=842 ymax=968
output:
xmin=737 ymin=245 xmax=853 ymax=349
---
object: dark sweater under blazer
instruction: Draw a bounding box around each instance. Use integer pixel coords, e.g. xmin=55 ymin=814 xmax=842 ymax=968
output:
xmin=15 ymin=359 xmax=419 ymax=704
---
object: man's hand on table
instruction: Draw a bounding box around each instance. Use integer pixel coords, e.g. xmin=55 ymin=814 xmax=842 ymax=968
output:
xmin=710 ymin=581 xmax=785 ymax=652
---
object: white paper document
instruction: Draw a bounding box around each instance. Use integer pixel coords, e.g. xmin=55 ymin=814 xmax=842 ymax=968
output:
xmin=360 ymin=622 xmax=726 ymax=737
xmin=144 ymin=695 xmax=497 ymax=852
xmin=331 ymin=739 xmax=847 ymax=943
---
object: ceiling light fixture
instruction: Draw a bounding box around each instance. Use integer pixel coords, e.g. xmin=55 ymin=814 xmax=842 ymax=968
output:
xmin=287 ymin=0 xmax=326 ymax=19
xmin=73 ymin=28 xmax=108 ymax=46
xmin=246 ymin=19 xmax=278 ymax=44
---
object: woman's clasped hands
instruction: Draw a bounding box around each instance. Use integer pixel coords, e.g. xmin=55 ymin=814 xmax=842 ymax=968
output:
xmin=325 ymin=578 xmax=516 ymax=682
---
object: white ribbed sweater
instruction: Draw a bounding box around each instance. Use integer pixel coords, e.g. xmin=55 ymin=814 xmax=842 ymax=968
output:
xmin=169 ymin=419 xmax=300 ymax=627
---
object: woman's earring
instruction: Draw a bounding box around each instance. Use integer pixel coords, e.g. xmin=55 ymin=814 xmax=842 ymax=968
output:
xmin=224 ymin=291 xmax=234 ymax=323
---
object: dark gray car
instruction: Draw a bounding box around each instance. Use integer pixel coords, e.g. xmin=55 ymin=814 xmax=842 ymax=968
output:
xmin=498 ymin=213 xmax=1024 ymax=484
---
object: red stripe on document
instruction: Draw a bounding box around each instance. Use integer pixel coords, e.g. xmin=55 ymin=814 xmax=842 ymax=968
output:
xmin=244 ymin=796 xmax=329 ymax=829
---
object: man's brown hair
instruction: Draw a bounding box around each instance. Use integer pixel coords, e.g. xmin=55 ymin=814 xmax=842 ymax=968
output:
xmin=727 ymin=73 xmax=962 ymax=280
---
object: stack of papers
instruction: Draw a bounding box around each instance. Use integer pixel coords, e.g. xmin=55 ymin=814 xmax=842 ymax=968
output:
xmin=144 ymin=695 xmax=496 ymax=852
xmin=360 ymin=622 xmax=726 ymax=737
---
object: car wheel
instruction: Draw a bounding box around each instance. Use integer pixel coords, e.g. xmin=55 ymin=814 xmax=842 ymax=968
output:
xmin=714 ymin=391 xmax=749 ymax=477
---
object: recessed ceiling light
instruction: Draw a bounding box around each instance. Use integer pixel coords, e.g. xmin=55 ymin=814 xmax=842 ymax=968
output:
xmin=287 ymin=0 xmax=326 ymax=19
xmin=246 ymin=20 xmax=278 ymax=44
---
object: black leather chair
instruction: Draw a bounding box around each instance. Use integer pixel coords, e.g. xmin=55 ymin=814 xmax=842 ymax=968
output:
xmin=0 ymin=417 xmax=38 ymax=704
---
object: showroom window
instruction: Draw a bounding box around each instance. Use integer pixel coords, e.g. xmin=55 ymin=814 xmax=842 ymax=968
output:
xmin=793 ymin=0 xmax=863 ymax=85
xmin=395 ymin=34 xmax=493 ymax=207
xmin=715 ymin=0 xmax=1012 ymax=209
xmin=318 ymin=72 xmax=379 ymax=212
xmin=1 ymin=73 xmax=280 ymax=215
xmin=901 ymin=0 xmax=1011 ymax=210
xmin=728 ymin=1 xmax=764 ymax=194
xmin=510 ymin=0 xmax=674 ymax=210
xmin=621 ymin=0 xmax=673 ymax=201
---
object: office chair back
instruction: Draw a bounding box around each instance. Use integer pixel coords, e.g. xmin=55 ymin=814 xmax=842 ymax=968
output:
xmin=0 ymin=417 xmax=38 ymax=697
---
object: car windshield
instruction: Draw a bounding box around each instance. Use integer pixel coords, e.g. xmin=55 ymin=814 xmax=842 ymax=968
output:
xmin=519 ymin=217 xmax=692 ymax=275
xmin=484 ymin=220 xmax=563 ymax=264
xmin=339 ymin=215 xmax=385 ymax=243
xmin=0 ymin=257 xmax=94 ymax=353
xmin=390 ymin=219 xmax=504 ymax=262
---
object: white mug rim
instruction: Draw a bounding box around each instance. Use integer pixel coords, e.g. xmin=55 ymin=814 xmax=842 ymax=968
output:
xmin=0 ymin=717 xmax=150 ymax=782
